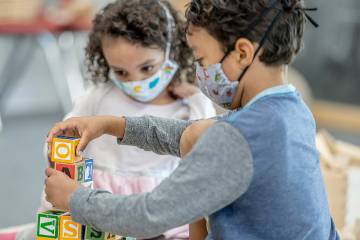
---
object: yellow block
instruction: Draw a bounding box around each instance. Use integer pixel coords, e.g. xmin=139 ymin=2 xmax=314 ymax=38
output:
xmin=51 ymin=137 xmax=81 ymax=164
xmin=59 ymin=215 xmax=82 ymax=240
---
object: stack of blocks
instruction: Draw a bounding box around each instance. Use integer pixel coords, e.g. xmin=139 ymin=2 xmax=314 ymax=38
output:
xmin=36 ymin=136 xmax=136 ymax=240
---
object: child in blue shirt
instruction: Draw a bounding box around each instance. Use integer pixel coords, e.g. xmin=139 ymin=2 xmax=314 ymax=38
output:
xmin=44 ymin=0 xmax=340 ymax=239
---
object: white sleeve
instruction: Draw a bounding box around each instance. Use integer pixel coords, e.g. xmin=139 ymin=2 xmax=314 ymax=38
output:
xmin=185 ymin=92 xmax=217 ymax=120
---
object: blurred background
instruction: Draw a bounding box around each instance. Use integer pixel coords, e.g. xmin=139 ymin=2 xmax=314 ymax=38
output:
xmin=0 ymin=0 xmax=359 ymax=238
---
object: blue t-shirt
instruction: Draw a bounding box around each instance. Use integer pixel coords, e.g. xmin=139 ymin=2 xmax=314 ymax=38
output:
xmin=207 ymin=85 xmax=339 ymax=240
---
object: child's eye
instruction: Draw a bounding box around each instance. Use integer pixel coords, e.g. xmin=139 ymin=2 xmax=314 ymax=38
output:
xmin=115 ymin=70 xmax=128 ymax=78
xmin=141 ymin=66 xmax=154 ymax=72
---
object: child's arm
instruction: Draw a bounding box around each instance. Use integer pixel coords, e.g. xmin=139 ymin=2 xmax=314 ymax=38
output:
xmin=190 ymin=219 xmax=208 ymax=240
xmin=45 ymin=116 xmax=254 ymax=238
xmin=180 ymin=120 xmax=216 ymax=240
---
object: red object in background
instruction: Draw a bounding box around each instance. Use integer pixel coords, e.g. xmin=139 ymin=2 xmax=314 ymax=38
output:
xmin=0 ymin=15 xmax=92 ymax=34
xmin=0 ymin=0 xmax=92 ymax=35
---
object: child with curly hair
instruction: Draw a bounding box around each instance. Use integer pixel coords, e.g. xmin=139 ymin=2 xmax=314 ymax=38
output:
xmin=0 ymin=1 xmax=215 ymax=239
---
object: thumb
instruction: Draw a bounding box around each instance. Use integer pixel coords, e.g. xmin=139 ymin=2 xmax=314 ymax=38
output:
xmin=77 ymin=132 xmax=91 ymax=155
xmin=45 ymin=167 xmax=57 ymax=177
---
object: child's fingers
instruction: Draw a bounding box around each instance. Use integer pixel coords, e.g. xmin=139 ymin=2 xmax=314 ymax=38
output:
xmin=47 ymin=122 xmax=66 ymax=143
xmin=47 ymin=121 xmax=79 ymax=143
xmin=77 ymin=132 xmax=91 ymax=155
xmin=45 ymin=167 xmax=57 ymax=177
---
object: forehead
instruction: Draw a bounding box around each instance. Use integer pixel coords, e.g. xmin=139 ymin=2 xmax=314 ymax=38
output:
xmin=186 ymin=25 xmax=224 ymax=52
xmin=102 ymin=36 xmax=164 ymax=66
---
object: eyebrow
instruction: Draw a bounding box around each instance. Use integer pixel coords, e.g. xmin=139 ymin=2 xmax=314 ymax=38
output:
xmin=137 ymin=59 xmax=157 ymax=68
xmin=110 ymin=59 xmax=158 ymax=71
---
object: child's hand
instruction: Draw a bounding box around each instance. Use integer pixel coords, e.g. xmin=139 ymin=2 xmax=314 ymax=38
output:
xmin=180 ymin=119 xmax=216 ymax=157
xmin=47 ymin=116 xmax=125 ymax=155
xmin=44 ymin=168 xmax=81 ymax=211
xmin=170 ymin=82 xmax=200 ymax=99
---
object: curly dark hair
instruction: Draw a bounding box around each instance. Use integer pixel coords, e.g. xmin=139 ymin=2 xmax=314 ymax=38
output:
xmin=185 ymin=0 xmax=307 ymax=66
xmin=86 ymin=0 xmax=194 ymax=85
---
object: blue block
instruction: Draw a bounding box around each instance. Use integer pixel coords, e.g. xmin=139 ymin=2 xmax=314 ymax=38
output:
xmin=84 ymin=159 xmax=93 ymax=182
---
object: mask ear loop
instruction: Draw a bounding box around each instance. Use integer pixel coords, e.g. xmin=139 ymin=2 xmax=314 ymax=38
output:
xmin=157 ymin=1 xmax=176 ymax=60
xmin=236 ymin=9 xmax=283 ymax=82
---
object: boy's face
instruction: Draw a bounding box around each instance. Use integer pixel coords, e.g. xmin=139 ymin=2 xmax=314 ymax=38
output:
xmin=186 ymin=24 xmax=248 ymax=82
xmin=102 ymin=36 xmax=165 ymax=82
xmin=186 ymin=24 xmax=248 ymax=108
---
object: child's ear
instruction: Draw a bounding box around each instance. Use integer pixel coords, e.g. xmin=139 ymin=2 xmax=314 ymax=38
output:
xmin=233 ymin=38 xmax=256 ymax=69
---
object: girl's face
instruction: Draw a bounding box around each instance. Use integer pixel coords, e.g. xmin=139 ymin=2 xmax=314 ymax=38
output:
xmin=102 ymin=36 xmax=165 ymax=82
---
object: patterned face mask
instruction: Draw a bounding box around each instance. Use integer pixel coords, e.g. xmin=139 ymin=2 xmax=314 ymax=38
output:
xmin=109 ymin=1 xmax=179 ymax=103
xmin=110 ymin=60 xmax=178 ymax=102
xmin=195 ymin=61 xmax=241 ymax=109
xmin=195 ymin=0 xmax=318 ymax=110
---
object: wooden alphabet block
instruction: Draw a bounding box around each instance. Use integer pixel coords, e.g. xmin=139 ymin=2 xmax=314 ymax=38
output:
xmin=82 ymin=226 xmax=117 ymax=240
xmin=59 ymin=215 xmax=82 ymax=240
xmin=37 ymin=205 xmax=122 ymax=240
xmin=55 ymin=163 xmax=76 ymax=180
xmin=51 ymin=136 xmax=81 ymax=164
xmin=36 ymin=210 xmax=65 ymax=239
xmin=54 ymin=159 xmax=91 ymax=183
xmin=84 ymin=159 xmax=93 ymax=182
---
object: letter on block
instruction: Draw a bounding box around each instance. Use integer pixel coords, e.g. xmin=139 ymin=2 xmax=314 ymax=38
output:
xmin=59 ymin=215 xmax=82 ymax=240
xmin=84 ymin=159 xmax=93 ymax=182
xmin=83 ymin=226 xmax=117 ymax=240
xmin=52 ymin=136 xmax=80 ymax=164
xmin=77 ymin=164 xmax=84 ymax=182
xmin=54 ymin=160 xmax=87 ymax=183
xmin=37 ymin=210 xmax=65 ymax=239
xmin=55 ymin=163 xmax=76 ymax=179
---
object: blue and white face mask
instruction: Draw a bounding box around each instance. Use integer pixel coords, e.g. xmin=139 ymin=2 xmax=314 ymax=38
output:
xmin=109 ymin=1 xmax=179 ymax=103
xmin=110 ymin=59 xmax=178 ymax=102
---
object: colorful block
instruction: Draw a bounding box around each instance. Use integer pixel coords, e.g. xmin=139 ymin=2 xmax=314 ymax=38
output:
xmin=55 ymin=163 xmax=76 ymax=179
xmin=84 ymin=159 xmax=94 ymax=182
xmin=83 ymin=226 xmax=103 ymax=240
xmin=83 ymin=226 xmax=118 ymax=240
xmin=37 ymin=210 xmax=121 ymax=239
xmin=54 ymin=159 xmax=90 ymax=183
xmin=37 ymin=210 xmax=65 ymax=239
xmin=52 ymin=136 xmax=81 ymax=164
xmin=59 ymin=215 xmax=82 ymax=240
xmin=76 ymin=164 xmax=84 ymax=182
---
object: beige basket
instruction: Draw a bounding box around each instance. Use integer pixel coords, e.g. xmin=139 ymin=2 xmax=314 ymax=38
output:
xmin=0 ymin=0 xmax=41 ymax=22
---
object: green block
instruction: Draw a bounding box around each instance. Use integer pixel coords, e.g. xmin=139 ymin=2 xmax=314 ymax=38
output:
xmin=85 ymin=226 xmax=105 ymax=239
xmin=36 ymin=210 xmax=65 ymax=239
xmin=77 ymin=164 xmax=84 ymax=182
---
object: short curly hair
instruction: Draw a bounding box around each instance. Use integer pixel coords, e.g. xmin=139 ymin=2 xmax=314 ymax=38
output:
xmin=86 ymin=0 xmax=194 ymax=85
xmin=185 ymin=0 xmax=307 ymax=66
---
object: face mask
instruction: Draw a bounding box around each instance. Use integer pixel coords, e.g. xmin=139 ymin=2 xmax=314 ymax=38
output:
xmin=195 ymin=0 xmax=299 ymax=109
xmin=195 ymin=58 xmax=241 ymax=109
xmin=110 ymin=60 xmax=178 ymax=102
xmin=110 ymin=1 xmax=179 ymax=103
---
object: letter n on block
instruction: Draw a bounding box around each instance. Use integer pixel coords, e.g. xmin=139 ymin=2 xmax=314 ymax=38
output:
xmin=36 ymin=210 xmax=64 ymax=239
xmin=59 ymin=215 xmax=82 ymax=240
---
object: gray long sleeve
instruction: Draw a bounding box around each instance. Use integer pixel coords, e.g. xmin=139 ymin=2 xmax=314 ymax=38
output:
xmin=70 ymin=121 xmax=254 ymax=239
xmin=119 ymin=116 xmax=192 ymax=157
